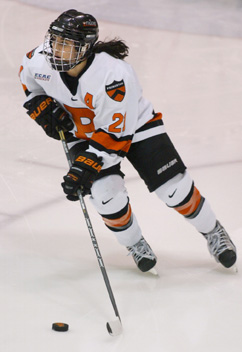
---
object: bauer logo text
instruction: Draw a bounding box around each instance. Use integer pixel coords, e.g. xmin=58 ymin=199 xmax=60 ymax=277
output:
xmin=157 ymin=159 xmax=178 ymax=175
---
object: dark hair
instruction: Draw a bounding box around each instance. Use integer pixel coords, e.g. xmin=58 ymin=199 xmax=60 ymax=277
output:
xmin=92 ymin=38 xmax=129 ymax=60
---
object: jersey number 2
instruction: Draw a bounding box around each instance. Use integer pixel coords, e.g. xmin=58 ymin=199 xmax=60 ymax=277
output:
xmin=64 ymin=106 xmax=126 ymax=139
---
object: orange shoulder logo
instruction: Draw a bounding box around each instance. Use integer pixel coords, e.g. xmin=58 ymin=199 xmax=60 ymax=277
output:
xmin=26 ymin=47 xmax=37 ymax=59
xmin=105 ymin=80 xmax=125 ymax=102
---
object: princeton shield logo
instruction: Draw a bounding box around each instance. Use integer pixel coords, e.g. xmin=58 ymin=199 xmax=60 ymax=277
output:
xmin=105 ymin=80 xmax=125 ymax=102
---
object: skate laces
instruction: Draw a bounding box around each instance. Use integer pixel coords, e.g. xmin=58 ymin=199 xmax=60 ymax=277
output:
xmin=127 ymin=237 xmax=156 ymax=262
xmin=205 ymin=222 xmax=235 ymax=257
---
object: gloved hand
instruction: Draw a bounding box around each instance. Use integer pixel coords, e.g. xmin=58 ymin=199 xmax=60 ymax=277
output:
xmin=61 ymin=151 xmax=103 ymax=200
xmin=24 ymin=95 xmax=74 ymax=140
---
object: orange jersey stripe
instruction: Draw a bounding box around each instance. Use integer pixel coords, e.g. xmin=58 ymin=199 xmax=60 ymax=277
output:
xmin=145 ymin=112 xmax=163 ymax=124
xmin=19 ymin=65 xmax=24 ymax=77
xmin=102 ymin=204 xmax=132 ymax=228
xmin=174 ymin=187 xmax=201 ymax=216
xmin=21 ymin=83 xmax=28 ymax=93
xmin=91 ymin=131 xmax=132 ymax=153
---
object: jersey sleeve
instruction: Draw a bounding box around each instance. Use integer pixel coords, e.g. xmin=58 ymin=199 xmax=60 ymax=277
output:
xmin=87 ymin=63 xmax=141 ymax=169
xmin=19 ymin=46 xmax=47 ymax=105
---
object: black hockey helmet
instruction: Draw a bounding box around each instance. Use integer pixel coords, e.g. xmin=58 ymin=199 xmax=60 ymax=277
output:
xmin=43 ymin=9 xmax=99 ymax=71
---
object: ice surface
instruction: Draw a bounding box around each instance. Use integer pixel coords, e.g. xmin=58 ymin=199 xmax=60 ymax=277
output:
xmin=16 ymin=0 xmax=242 ymax=37
xmin=0 ymin=1 xmax=242 ymax=351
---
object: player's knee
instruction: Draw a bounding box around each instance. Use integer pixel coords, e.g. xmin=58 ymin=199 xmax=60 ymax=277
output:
xmin=155 ymin=171 xmax=205 ymax=219
xmin=90 ymin=174 xmax=128 ymax=214
xmin=90 ymin=174 xmax=134 ymax=233
xmin=155 ymin=171 xmax=193 ymax=206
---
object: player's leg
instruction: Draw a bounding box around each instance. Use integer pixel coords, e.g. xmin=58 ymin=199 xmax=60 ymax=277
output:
xmin=155 ymin=171 xmax=236 ymax=267
xmin=68 ymin=143 xmax=156 ymax=272
xmin=127 ymin=132 xmax=236 ymax=268
xmin=90 ymin=172 xmax=157 ymax=272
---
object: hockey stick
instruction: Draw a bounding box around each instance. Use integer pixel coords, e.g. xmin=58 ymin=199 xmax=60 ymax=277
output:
xmin=58 ymin=129 xmax=122 ymax=336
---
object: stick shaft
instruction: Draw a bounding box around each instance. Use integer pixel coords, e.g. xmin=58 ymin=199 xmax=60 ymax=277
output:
xmin=59 ymin=130 xmax=121 ymax=320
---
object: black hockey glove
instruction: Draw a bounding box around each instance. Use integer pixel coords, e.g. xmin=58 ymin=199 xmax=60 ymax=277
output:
xmin=24 ymin=95 xmax=74 ymax=140
xmin=61 ymin=151 xmax=103 ymax=200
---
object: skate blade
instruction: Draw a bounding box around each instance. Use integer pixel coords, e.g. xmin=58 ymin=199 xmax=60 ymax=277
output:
xmin=231 ymin=264 xmax=238 ymax=273
xmin=221 ymin=264 xmax=238 ymax=273
xmin=148 ymin=268 xmax=158 ymax=276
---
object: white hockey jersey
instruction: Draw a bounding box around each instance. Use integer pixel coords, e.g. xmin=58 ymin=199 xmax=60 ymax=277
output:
xmin=19 ymin=44 xmax=164 ymax=169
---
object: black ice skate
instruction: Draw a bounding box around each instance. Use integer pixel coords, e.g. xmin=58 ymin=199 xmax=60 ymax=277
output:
xmin=203 ymin=221 xmax=237 ymax=268
xmin=127 ymin=237 xmax=157 ymax=272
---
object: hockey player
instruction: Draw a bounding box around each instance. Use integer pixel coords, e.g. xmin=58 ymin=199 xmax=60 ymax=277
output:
xmin=19 ymin=9 xmax=236 ymax=272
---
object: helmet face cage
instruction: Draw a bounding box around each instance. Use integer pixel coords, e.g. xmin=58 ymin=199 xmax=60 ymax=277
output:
xmin=43 ymin=32 xmax=90 ymax=71
xmin=43 ymin=10 xmax=98 ymax=72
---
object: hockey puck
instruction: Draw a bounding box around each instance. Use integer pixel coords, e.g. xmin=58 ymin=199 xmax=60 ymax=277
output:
xmin=52 ymin=322 xmax=69 ymax=332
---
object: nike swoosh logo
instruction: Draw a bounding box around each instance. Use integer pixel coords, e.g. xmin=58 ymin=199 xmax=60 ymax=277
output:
xmin=102 ymin=198 xmax=113 ymax=205
xmin=168 ymin=189 xmax=177 ymax=198
xmin=71 ymin=97 xmax=78 ymax=101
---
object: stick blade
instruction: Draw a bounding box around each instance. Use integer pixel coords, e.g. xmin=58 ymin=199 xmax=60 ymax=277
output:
xmin=106 ymin=318 xmax=123 ymax=336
